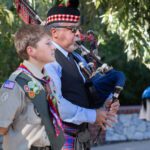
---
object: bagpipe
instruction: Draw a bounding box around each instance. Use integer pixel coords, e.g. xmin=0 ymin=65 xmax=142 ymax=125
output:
xmin=14 ymin=0 xmax=126 ymax=108
xmin=14 ymin=0 xmax=45 ymax=25
xmin=72 ymin=31 xmax=126 ymax=108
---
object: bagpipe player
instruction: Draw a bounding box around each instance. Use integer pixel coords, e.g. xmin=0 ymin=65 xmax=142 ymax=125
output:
xmin=44 ymin=0 xmax=120 ymax=149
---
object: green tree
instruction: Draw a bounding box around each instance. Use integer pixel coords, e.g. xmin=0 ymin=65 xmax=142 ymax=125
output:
xmin=0 ymin=1 xmax=21 ymax=82
xmin=0 ymin=0 xmax=52 ymax=82
xmin=80 ymin=0 xmax=150 ymax=68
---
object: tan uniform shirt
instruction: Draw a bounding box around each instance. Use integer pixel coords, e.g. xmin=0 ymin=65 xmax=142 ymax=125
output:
xmin=0 ymin=61 xmax=50 ymax=150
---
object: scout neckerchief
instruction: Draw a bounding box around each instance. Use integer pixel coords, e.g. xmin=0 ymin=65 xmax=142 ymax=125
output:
xmin=17 ymin=63 xmax=63 ymax=136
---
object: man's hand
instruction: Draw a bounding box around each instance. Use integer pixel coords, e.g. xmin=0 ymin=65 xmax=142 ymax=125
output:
xmin=105 ymin=99 xmax=120 ymax=114
xmin=95 ymin=109 xmax=116 ymax=130
xmin=109 ymin=100 xmax=120 ymax=114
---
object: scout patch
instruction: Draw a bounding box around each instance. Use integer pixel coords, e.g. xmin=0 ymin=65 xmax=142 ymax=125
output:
xmin=24 ymin=81 xmax=40 ymax=99
xmin=24 ymin=85 xmax=30 ymax=92
xmin=3 ymin=80 xmax=15 ymax=89
xmin=28 ymin=91 xmax=35 ymax=98
xmin=52 ymin=96 xmax=57 ymax=106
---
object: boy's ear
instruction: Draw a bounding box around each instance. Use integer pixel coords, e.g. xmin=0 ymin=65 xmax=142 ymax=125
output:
xmin=26 ymin=46 xmax=35 ymax=57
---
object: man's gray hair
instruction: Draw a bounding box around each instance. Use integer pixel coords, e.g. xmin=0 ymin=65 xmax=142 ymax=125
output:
xmin=45 ymin=22 xmax=64 ymax=35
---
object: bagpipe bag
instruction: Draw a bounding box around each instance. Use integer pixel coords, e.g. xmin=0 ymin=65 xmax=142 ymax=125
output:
xmin=73 ymin=52 xmax=126 ymax=108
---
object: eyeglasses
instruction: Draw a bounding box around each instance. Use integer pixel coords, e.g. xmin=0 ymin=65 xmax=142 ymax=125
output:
xmin=53 ymin=26 xmax=82 ymax=33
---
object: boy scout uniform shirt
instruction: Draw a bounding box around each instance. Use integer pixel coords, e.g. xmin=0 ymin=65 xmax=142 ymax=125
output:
xmin=0 ymin=60 xmax=50 ymax=150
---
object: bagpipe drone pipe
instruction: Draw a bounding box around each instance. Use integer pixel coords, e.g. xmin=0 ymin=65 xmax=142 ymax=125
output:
xmin=14 ymin=0 xmax=45 ymax=25
xmin=73 ymin=31 xmax=126 ymax=108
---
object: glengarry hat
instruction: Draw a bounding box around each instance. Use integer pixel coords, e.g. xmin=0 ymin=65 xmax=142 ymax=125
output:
xmin=46 ymin=0 xmax=80 ymax=25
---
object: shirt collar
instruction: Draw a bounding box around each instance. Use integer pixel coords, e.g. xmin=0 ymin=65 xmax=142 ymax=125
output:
xmin=23 ymin=60 xmax=45 ymax=80
xmin=52 ymin=41 xmax=69 ymax=57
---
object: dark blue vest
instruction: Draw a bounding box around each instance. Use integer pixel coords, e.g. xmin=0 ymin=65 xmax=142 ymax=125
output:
xmin=55 ymin=50 xmax=90 ymax=108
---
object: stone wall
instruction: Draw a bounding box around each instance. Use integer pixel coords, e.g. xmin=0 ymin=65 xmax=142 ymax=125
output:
xmin=89 ymin=106 xmax=150 ymax=144
xmin=106 ymin=106 xmax=150 ymax=142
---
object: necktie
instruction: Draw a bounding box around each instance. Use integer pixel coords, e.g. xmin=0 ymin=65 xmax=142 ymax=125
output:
xmin=68 ymin=52 xmax=80 ymax=70
xmin=68 ymin=53 xmax=75 ymax=64
xmin=43 ymin=76 xmax=63 ymax=136
xmin=68 ymin=53 xmax=85 ymax=83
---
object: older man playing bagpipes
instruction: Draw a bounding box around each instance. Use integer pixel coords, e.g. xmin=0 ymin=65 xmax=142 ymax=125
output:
xmin=14 ymin=0 xmax=124 ymax=150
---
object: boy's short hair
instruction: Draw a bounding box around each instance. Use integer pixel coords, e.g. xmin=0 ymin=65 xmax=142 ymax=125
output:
xmin=14 ymin=25 xmax=48 ymax=60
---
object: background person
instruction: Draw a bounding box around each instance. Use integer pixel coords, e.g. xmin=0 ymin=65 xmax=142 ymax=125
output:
xmin=139 ymin=86 xmax=150 ymax=121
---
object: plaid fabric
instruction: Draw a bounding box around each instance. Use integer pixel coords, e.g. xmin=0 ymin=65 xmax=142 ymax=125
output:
xmin=62 ymin=124 xmax=78 ymax=150
xmin=63 ymin=133 xmax=75 ymax=150
xmin=15 ymin=0 xmax=38 ymax=24
xmin=15 ymin=0 xmax=30 ymax=24
xmin=47 ymin=14 xmax=80 ymax=24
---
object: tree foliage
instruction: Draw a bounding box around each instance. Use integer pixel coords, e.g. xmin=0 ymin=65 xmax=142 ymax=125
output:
xmin=81 ymin=0 xmax=150 ymax=68
xmin=0 ymin=1 xmax=21 ymax=82
xmin=0 ymin=0 xmax=52 ymax=82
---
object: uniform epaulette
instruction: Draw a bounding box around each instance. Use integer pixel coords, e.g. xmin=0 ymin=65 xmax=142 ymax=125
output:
xmin=1 ymin=70 xmax=23 ymax=90
xmin=8 ymin=69 xmax=23 ymax=81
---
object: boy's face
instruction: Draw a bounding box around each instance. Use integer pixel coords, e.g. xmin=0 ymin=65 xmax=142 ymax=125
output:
xmin=31 ymin=34 xmax=56 ymax=65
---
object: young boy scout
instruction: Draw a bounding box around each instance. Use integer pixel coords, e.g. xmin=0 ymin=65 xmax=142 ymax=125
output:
xmin=0 ymin=25 xmax=64 ymax=150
